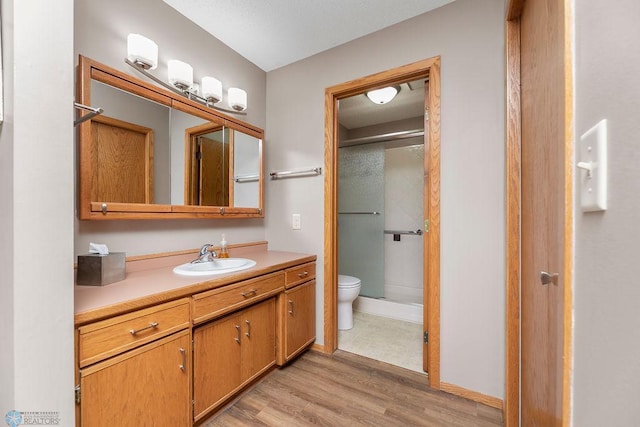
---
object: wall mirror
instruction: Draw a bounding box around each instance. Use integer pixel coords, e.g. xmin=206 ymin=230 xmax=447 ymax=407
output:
xmin=76 ymin=55 xmax=263 ymax=220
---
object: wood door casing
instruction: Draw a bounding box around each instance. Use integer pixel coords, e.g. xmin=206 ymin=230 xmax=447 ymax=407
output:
xmin=323 ymin=57 xmax=441 ymax=387
xmin=90 ymin=115 xmax=154 ymax=204
xmin=517 ymin=0 xmax=574 ymax=425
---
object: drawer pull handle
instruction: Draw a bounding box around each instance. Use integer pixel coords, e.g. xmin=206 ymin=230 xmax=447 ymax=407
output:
xmin=179 ymin=348 xmax=186 ymax=372
xmin=245 ymin=320 xmax=251 ymax=338
xmin=288 ymin=300 xmax=294 ymax=315
xmin=297 ymin=271 xmax=309 ymax=278
xmin=235 ymin=324 xmax=241 ymax=343
xmin=129 ymin=322 xmax=159 ymax=335
xmin=241 ymin=289 xmax=258 ymax=297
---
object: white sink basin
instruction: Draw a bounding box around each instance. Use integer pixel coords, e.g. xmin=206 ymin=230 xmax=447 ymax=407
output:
xmin=173 ymin=258 xmax=256 ymax=276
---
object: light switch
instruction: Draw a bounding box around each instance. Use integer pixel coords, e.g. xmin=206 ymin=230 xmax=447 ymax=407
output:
xmin=578 ymin=119 xmax=607 ymax=212
xmin=292 ymin=213 xmax=301 ymax=230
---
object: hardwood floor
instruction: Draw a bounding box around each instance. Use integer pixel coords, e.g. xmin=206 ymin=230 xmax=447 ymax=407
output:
xmin=203 ymin=350 xmax=503 ymax=426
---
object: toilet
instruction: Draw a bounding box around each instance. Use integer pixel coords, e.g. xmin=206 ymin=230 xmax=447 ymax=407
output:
xmin=338 ymin=275 xmax=362 ymax=330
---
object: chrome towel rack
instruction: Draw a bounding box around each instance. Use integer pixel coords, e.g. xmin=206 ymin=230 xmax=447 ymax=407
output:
xmin=270 ymin=167 xmax=322 ymax=180
xmin=338 ymin=211 xmax=381 ymax=215
xmin=74 ymin=102 xmax=103 ymax=126
xmin=232 ymin=174 xmax=259 ymax=183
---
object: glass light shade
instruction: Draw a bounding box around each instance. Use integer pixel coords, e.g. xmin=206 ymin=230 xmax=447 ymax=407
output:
xmin=366 ymin=86 xmax=398 ymax=104
xmin=228 ymin=87 xmax=247 ymax=111
xmin=168 ymin=60 xmax=193 ymax=90
xmin=201 ymin=76 xmax=222 ymax=103
xmin=127 ymin=34 xmax=158 ymax=70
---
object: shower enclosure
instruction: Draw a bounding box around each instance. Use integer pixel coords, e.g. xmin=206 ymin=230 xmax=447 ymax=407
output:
xmin=338 ymin=140 xmax=425 ymax=322
xmin=338 ymin=143 xmax=385 ymax=298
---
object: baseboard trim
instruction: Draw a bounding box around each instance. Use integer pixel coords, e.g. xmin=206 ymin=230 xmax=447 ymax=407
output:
xmin=440 ymin=382 xmax=503 ymax=410
xmin=311 ymin=343 xmax=329 ymax=353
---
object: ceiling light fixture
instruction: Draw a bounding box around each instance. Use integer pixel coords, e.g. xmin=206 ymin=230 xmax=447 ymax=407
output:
xmin=124 ymin=33 xmax=247 ymax=115
xmin=366 ymin=86 xmax=400 ymax=105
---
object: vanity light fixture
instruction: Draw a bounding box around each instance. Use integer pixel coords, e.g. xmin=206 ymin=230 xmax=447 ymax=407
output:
xmin=366 ymin=86 xmax=400 ymax=105
xmin=124 ymin=33 xmax=247 ymax=115
xmin=127 ymin=34 xmax=158 ymax=70
xmin=228 ymin=88 xmax=247 ymax=112
xmin=201 ymin=76 xmax=223 ymax=104
xmin=168 ymin=59 xmax=194 ymax=90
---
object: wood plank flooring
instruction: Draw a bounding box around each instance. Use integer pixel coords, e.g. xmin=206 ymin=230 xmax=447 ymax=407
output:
xmin=202 ymin=350 xmax=503 ymax=426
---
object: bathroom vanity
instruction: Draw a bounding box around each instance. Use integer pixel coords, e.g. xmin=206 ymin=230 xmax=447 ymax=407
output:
xmin=74 ymin=244 xmax=316 ymax=426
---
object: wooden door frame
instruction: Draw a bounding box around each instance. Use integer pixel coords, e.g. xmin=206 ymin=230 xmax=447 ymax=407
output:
xmin=323 ymin=56 xmax=441 ymax=387
xmin=504 ymin=0 xmax=574 ymax=425
xmin=183 ymin=122 xmax=225 ymax=205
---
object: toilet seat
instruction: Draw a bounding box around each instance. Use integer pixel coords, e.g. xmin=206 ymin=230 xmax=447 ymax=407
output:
xmin=338 ymin=274 xmax=361 ymax=288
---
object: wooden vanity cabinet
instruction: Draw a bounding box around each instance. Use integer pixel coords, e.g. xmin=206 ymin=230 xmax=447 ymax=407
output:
xmin=75 ymin=253 xmax=316 ymax=426
xmin=193 ymin=297 xmax=276 ymax=422
xmin=80 ymin=331 xmax=191 ymax=427
xmin=76 ymin=298 xmax=192 ymax=427
xmin=278 ymin=262 xmax=316 ymax=365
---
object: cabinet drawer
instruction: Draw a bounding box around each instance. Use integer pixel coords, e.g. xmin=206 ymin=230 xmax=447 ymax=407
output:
xmin=192 ymin=271 xmax=284 ymax=325
xmin=285 ymin=262 xmax=316 ymax=289
xmin=78 ymin=298 xmax=190 ymax=368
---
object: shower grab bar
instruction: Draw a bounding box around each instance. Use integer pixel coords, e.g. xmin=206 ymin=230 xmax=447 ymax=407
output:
xmin=338 ymin=211 xmax=381 ymax=215
xmin=384 ymin=229 xmax=423 ymax=236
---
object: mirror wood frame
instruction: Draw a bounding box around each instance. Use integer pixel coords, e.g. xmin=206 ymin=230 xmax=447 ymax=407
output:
xmin=76 ymin=55 xmax=264 ymax=220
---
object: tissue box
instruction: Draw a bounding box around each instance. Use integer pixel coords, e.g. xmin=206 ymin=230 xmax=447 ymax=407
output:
xmin=77 ymin=252 xmax=126 ymax=286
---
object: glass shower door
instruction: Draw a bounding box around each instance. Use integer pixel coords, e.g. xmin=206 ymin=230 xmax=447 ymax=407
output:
xmin=338 ymin=144 xmax=384 ymax=298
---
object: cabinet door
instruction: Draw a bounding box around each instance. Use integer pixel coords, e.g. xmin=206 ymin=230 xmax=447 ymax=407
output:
xmin=241 ymin=298 xmax=276 ymax=382
xmin=193 ymin=313 xmax=242 ymax=421
xmin=80 ymin=330 xmax=190 ymax=427
xmin=285 ymin=280 xmax=316 ymax=360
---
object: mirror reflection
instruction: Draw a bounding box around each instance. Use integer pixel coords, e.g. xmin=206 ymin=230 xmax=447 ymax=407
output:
xmin=91 ymin=81 xmax=171 ymax=204
xmin=88 ymin=80 xmax=261 ymax=210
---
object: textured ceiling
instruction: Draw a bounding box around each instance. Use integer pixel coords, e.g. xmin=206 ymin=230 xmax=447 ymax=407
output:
xmin=163 ymin=0 xmax=455 ymax=72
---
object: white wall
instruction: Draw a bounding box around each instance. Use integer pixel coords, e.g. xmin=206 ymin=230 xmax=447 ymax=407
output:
xmin=0 ymin=0 xmax=15 ymax=411
xmin=0 ymin=0 xmax=75 ymax=422
xmin=384 ymin=145 xmax=425 ymax=303
xmin=74 ymin=0 xmax=268 ymax=257
xmin=266 ymin=0 xmax=506 ymax=398
xmin=573 ymin=0 xmax=640 ymax=424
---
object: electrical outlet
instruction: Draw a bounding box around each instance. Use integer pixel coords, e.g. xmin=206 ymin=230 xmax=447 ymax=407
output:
xmin=292 ymin=213 xmax=301 ymax=230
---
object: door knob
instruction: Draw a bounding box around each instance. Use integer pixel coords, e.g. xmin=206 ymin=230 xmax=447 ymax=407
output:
xmin=540 ymin=271 xmax=559 ymax=285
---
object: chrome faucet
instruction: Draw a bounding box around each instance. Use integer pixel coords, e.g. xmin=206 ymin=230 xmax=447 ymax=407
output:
xmin=191 ymin=243 xmax=218 ymax=263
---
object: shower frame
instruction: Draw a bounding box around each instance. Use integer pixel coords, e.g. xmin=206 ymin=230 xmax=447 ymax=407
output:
xmin=323 ymin=56 xmax=441 ymax=388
